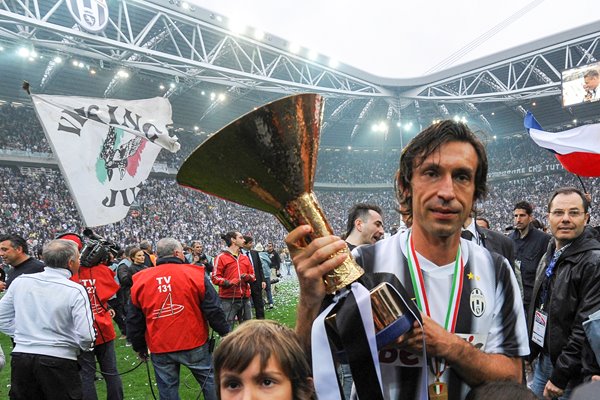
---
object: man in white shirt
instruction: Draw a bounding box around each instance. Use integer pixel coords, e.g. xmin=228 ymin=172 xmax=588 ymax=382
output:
xmin=0 ymin=239 xmax=95 ymax=400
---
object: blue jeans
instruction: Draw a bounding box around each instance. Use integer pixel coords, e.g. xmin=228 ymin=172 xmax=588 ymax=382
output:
xmin=151 ymin=344 xmax=216 ymax=400
xmin=531 ymin=353 xmax=573 ymax=399
xmin=79 ymin=340 xmax=123 ymax=400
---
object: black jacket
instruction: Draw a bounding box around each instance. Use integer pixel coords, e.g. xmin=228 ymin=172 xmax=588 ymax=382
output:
xmin=117 ymin=262 xmax=147 ymax=290
xmin=246 ymin=250 xmax=265 ymax=286
xmin=510 ymin=227 xmax=551 ymax=309
xmin=527 ymin=230 xmax=600 ymax=389
xmin=476 ymin=225 xmax=516 ymax=268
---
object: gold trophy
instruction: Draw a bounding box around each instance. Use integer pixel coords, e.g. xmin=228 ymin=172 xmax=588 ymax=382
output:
xmin=177 ymin=94 xmax=363 ymax=293
xmin=177 ymin=93 xmax=414 ymax=338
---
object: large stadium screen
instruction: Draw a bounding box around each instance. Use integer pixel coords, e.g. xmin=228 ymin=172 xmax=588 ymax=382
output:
xmin=561 ymin=61 xmax=600 ymax=107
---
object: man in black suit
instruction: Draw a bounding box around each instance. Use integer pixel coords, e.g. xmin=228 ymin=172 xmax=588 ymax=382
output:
xmin=462 ymin=215 xmax=519 ymax=286
xmin=242 ymin=236 xmax=266 ymax=319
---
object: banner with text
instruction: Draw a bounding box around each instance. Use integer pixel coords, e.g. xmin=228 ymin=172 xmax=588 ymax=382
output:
xmin=31 ymin=95 xmax=179 ymax=227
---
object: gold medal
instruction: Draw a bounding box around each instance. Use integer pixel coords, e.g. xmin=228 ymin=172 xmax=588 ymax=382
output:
xmin=428 ymin=380 xmax=448 ymax=400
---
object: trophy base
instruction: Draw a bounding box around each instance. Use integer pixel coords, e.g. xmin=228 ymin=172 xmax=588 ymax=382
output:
xmin=325 ymin=281 xmax=415 ymax=357
xmin=375 ymin=313 xmax=415 ymax=349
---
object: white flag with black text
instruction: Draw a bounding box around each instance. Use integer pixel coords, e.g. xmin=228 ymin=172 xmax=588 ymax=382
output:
xmin=31 ymin=95 xmax=179 ymax=227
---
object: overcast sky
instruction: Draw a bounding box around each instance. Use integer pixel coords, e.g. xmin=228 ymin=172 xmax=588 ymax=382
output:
xmin=190 ymin=0 xmax=598 ymax=78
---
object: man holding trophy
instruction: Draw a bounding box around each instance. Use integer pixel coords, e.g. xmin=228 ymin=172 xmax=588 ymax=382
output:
xmin=287 ymin=120 xmax=529 ymax=399
xmin=177 ymin=95 xmax=529 ymax=399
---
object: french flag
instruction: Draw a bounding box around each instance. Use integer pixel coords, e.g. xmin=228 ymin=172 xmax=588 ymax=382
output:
xmin=525 ymin=112 xmax=600 ymax=177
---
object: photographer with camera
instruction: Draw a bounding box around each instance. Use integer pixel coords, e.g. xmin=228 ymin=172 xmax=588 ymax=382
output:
xmin=69 ymin=230 xmax=123 ymax=400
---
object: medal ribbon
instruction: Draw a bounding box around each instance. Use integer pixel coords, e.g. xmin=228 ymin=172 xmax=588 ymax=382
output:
xmin=406 ymin=232 xmax=465 ymax=380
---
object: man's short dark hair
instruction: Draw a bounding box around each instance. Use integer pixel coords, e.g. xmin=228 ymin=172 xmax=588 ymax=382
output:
xmin=476 ymin=217 xmax=490 ymax=229
xmin=395 ymin=120 xmax=488 ymax=216
xmin=221 ymin=232 xmax=238 ymax=247
xmin=513 ymin=201 xmax=533 ymax=215
xmin=584 ymin=69 xmax=599 ymax=79
xmin=345 ymin=203 xmax=383 ymax=238
xmin=139 ymin=240 xmax=151 ymax=251
xmin=0 ymin=234 xmax=28 ymax=255
xmin=243 ymin=235 xmax=253 ymax=245
xmin=547 ymin=186 xmax=589 ymax=213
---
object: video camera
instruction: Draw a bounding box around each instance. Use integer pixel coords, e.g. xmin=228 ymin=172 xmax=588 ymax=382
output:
xmin=80 ymin=229 xmax=121 ymax=267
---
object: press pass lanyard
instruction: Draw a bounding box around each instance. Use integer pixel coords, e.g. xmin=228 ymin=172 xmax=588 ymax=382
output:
xmin=540 ymin=243 xmax=570 ymax=310
xmin=406 ymin=233 xmax=464 ymax=382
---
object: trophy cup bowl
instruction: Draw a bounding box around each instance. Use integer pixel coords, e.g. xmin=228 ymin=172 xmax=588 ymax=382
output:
xmin=176 ymin=93 xmax=363 ymax=293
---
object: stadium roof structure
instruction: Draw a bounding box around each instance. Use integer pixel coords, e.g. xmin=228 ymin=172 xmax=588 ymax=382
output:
xmin=1 ymin=0 xmax=599 ymax=149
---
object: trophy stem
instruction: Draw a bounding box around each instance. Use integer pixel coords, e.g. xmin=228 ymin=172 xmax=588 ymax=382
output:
xmin=279 ymin=192 xmax=364 ymax=294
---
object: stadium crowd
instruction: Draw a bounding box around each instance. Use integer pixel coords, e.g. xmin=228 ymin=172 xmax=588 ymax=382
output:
xmin=2 ymin=103 xmax=600 ymax=400
xmin=0 ymin=103 xmax=566 ymax=183
xmin=2 ymin=163 xmax=600 ymax=260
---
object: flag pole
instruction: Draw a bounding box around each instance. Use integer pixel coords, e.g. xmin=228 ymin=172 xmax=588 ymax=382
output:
xmin=22 ymin=81 xmax=31 ymax=95
xmin=577 ymin=175 xmax=588 ymax=194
